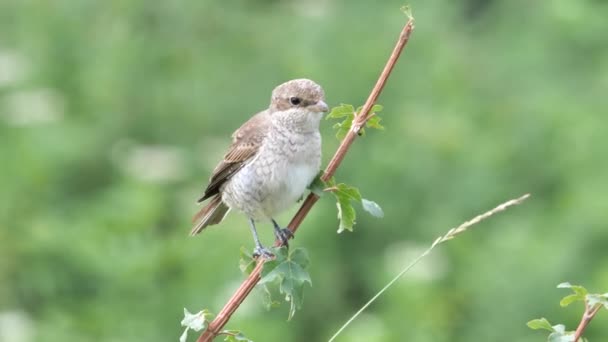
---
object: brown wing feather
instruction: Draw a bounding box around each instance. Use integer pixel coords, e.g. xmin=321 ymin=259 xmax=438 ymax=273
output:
xmin=197 ymin=110 xmax=270 ymax=203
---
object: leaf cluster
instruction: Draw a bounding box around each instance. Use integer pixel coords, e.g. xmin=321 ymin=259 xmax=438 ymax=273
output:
xmin=240 ymin=247 xmax=312 ymax=320
xmin=324 ymin=177 xmax=384 ymax=233
xmin=326 ymin=104 xmax=384 ymax=140
xmin=527 ymin=282 xmax=608 ymax=341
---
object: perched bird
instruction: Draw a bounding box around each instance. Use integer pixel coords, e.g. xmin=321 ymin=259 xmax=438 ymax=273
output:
xmin=191 ymin=79 xmax=328 ymax=258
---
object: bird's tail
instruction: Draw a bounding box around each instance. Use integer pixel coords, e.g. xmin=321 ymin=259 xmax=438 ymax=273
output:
xmin=190 ymin=195 xmax=230 ymax=236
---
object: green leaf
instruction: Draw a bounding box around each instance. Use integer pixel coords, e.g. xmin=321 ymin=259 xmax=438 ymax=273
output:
xmin=221 ymin=330 xmax=253 ymax=342
xmin=326 ymin=104 xmax=356 ymax=140
xmin=361 ymin=198 xmax=384 ymax=218
xmin=366 ymin=115 xmax=385 ymax=130
xmin=239 ymin=247 xmax=256 ymax=275
xmin=259 ymin=247 xmax=312 ymax=320
xmin=322 ymin=182 xmax=363 ymax=233
xmin=333 ymin=119 xmax=352 ymax=140
xmin=527 ymin=318 xmax=554 ymax=332
xmin=335 ymin=183 xmax=362 ymax=202
xmin=326 ymin=104 xmax=355 ymax=119
xmin=557 ymin=282 xmax=588 ymax=307
xmin=560 ymin=294 xmax=581 ymax=307
xmin=586 ymin=293 xmax=608 ymax=309
xmin=260 ymin=284 xmax=281 ymax=310
xmin=336 ymin=195 xmax=356 ymax=233
xmin=330 ymin=183 xmax=362 ymax=233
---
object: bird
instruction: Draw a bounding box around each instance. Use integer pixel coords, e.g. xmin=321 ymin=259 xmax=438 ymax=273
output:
xmin=191 ymin=79 xmax=328 ymax=258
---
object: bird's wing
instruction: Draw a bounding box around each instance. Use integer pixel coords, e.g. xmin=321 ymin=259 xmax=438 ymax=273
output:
xmin=197 ymin=110 xmax=271 ymax=203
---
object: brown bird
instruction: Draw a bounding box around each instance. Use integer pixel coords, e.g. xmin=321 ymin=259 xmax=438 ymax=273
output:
xmin=191 ymin=79 xmax=328 ymax=258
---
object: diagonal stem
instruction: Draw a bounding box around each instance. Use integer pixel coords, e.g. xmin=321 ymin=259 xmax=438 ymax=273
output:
xmin=573 ymin=304 xmax=602 ymax=342
xmin=197 ymin=18 xmax=415 ymax=342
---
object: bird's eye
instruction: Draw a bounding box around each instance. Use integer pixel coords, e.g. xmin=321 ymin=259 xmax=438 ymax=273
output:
xmin=289 ymin=97 xmax=301 ymax=106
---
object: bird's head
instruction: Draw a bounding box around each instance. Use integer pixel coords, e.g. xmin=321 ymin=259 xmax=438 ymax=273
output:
xmin=269 ymin=79 xmax=328 ymax=131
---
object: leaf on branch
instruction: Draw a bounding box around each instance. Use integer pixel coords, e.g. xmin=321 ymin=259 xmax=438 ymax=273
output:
xmin=586 ymin=293 xmax=608 ymax=309
xmin=324 ymin=178 xmax=383 ymax=232
xmin=259 ymin=247 xmax=312 ymax=320
xmin=326 ymin=104 xmax=355 ymax=119
xmin=547 ymin=324 xmax=575 ymax=342
xmin=557 ymin=282 xmax=588 ymax=307
xmin=180 ymin=308 xmax=214 ymax=342
xmin=221 ymin=330 xmax=254 ymax=342
xmin=326 ymin=104 xmax=355 ymax=140
xmin=326 ymin=104 xmax=385 ymax=140
xmin=527 ymin=318 xmax=555 ymax=332
xmin=361 ymin=198 xmax=384 ymax=218
xmin=356 ymin=104 xmax=384 ymax=137
xmin=330 ymin=182 xmax=361 ymax=233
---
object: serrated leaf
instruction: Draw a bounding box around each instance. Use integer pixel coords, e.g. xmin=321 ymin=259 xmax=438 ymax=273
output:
xmin=527 ymin=318 xmax=554 ymax=332
xmin=586 ymin=293 xmax=608 ymax=308
xmin=258 ymin=247 xmax=311 ymax=320
xmin=289 ymin=247 xmax=310 ymax=269
xmin=361 ymin=198 xmax=384 ymax=218
xmin=221 ymin=330 xmax=253 ymax=342
xmin=327 ymin=183 xmax=362 ymax=233
xmin=239 ymin=247 xmax=256 ymax=275
xmin=333 ymin=119 xmax=352 ymax=140
xmin=326 ymin=104 xmax=355 ymax=119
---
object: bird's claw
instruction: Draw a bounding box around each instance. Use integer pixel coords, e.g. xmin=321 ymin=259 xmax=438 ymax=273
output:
xmin=253 ymin=246 xmax=274 ymax=259
xmin=274 ymin=228 xmax=294 ymax=247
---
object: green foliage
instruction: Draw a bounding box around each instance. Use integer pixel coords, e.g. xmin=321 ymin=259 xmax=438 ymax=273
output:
xmin=2 ymin=0 xmax=608 ymax=341
xmin=259 ymin=247 xmax=312 ymax=320
xmin=326 ymin=104 xmax=384 ymax=140
xmin=324 ymin=177 xmax=384 ymax=233
xmin=526 ymin=319 xmax=579 ymax=342
xmin=528 ymin=283 xmax=606 ymax=341
xmin=527 ymin=318 xmax=554 ymax=332
xmin=557 ymin=282 xmax=588 ymax=307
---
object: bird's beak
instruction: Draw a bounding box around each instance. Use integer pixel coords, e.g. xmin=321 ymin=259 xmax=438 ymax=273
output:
xmin=312 ymin=100 xmax=329 ymax=113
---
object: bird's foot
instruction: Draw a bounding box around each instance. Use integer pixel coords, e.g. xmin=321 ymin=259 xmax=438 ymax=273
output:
xmin=252 ymin=246 xmax=274 ymax=260
xmin=274 ymin=228 xmax=294 ymax=247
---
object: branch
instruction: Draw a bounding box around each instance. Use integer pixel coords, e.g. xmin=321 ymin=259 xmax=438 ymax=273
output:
xmin=574 ymin=303 xmax=602 ymax=342
xmin=197 ymin=17 xmax=415 ymax=342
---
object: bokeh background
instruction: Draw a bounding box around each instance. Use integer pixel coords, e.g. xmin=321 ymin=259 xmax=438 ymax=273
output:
xmin=1 ymin=0 xmax=607 ymax=341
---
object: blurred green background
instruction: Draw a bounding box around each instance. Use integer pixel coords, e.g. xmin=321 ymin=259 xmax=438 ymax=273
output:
xmin=1 ymin=0 xmax=607 ymax=341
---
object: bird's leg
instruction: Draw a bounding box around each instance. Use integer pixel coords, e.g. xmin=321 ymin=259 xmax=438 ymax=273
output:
xmin=272 ymin=218 xmax=294 ymax=247
xmin=249 ymin=218 xmax=273 ymax=259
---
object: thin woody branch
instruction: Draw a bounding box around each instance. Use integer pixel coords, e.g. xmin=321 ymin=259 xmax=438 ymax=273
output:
xmin=574 ymin=304 xmax=602 ymax=342
xmin=197 ymin=18 xmax=415 ymax=342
